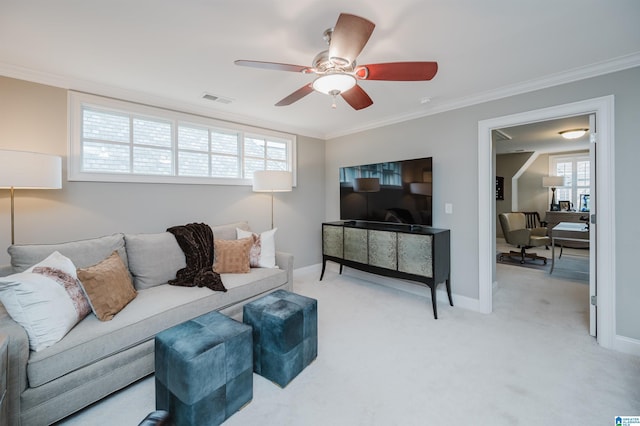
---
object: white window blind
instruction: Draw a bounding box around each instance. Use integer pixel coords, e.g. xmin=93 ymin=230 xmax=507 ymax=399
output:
xmin=550 ymin=153 xmax=590 ymax=209
xmin=69 ymin=92 xmax=296 ymax=185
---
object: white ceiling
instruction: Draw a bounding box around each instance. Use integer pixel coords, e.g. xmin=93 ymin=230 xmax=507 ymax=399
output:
xmin=1 ymin=1 xmax=639 ymax=140
xmin=495 ymin=115 xmax=591 ymax=154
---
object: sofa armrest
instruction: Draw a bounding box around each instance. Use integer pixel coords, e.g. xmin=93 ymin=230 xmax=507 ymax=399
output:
xmin=275 ymin=252 xmax=294 ymax=290
xmin=0 ymin=305 xmax=30 ymax=426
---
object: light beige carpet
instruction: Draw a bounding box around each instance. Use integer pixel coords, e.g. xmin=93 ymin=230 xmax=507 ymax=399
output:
xmin=58 ymin=262 xmax=639 ymax=426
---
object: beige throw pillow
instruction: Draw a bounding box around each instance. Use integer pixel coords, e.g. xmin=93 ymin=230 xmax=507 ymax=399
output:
xmin=77 ymin=251 xmax=137 ymax=321
xmin=213 ymin=237 xmax=252 ymax=273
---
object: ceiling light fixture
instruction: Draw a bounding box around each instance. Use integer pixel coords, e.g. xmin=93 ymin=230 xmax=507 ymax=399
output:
xmin=312 ymin=73 xmax=357 ymax=109
xmin=312 ymin=74 xmax=356 ymax=95
xmin=559 ymin=128 xmax=588 ymax=139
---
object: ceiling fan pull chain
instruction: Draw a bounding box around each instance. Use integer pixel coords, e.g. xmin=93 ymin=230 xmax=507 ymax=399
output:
xmin=330 ymin=90 xmax=340 ymax=109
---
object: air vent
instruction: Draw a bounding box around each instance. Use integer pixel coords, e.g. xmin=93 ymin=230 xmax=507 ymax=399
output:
xmin=202 ymin=93 xmax=233 ymax=104
xmin=493 ymin=129 xmax=512 ymax=142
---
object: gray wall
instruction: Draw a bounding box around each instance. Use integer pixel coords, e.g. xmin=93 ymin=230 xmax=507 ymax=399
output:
xmin=495 ymin=152 xmax=532 ymax=236
xmin=2 ymin=66 xmax=639 ymax=341
xmin=496 ymin=149 xmax=590 ymax=237
xmin=326 ymin=67 xmax=640 ymax=341
xmin=517 ymin=154 xmax=549 ymax=213
xmin=0 ymin=76 xmax=325 ymax=268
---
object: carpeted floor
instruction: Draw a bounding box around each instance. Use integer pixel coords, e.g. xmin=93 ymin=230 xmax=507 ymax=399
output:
xmin=496 ymin=238 xmax=589 ymax=281
xmin=58 ymin=260 xmax=638 ymax=426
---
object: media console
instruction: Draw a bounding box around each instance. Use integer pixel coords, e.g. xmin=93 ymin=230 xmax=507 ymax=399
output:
xmin=320 ymin=220 xmax=452 ymax=319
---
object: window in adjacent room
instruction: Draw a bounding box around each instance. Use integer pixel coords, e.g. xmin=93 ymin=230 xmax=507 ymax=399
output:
xmin=550 ymin=153 xmax=590 ymax=210
xmin=69 ymin=92 xmax=296 ymax=185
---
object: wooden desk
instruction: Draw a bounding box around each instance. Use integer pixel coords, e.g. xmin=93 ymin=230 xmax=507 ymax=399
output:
xmin=550 ymin=222 xmax=589 ymax=273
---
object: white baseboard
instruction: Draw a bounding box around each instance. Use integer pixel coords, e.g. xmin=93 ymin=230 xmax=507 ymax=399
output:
xmin=312 ymin=265 xmax=483 ymax=313
xmin=293 ymin=263 xmax=321 ymax=275
xmin=614 ymin=335 xmax=640 ymax=357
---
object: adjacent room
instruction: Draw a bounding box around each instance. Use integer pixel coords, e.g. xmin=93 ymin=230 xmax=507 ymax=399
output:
xmin=494 ymin=116 xmax=592 ymax=334
xmin=1 ymin=2 xmax=639 ymax=425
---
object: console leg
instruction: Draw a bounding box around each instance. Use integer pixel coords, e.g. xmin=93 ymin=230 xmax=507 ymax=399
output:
xmin=446 ymin=277 xmax=453 ymax=306
xmin=430 ymin=285 xmax=438 ymax=319
xmin=339 ymin=264 xmax=343 ymax=275
xmin=320 ymin=258 xmax=327 ymax=281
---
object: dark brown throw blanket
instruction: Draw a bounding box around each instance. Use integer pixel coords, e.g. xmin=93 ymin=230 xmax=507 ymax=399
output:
xmin=167 ymin=223 xmax=226 ymax=292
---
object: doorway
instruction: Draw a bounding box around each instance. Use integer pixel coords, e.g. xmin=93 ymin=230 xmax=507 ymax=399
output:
xmin=477 ymin=96 xmax=615 ymax=350
xmin=494 ymin=115 xmax=592 ymax=334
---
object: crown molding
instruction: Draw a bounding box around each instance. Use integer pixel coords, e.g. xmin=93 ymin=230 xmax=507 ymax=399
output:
xmin=0 ymin=62 xmax=325 ymax=140
xmin=2 ymin=52 xmax=639 ymax=141
xmin=324 ymin=52 xmax=640 ymax=139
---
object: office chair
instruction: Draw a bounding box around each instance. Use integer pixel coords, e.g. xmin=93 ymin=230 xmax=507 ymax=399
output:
xmin=498 ymin=212 xmax=551 ymax=264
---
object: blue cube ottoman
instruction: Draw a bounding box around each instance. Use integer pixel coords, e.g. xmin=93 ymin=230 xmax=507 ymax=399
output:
xmin=155 ymin=311 xmax=253 ymax=426
xmin=243 ymin=289 xmax=317 ymax=387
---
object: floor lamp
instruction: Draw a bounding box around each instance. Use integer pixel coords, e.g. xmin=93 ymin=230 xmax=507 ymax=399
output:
xmin=252 ymin=170 xmax=292 ymax=229
xmin=0 ymin=150 xmax=62 ymax=244
xmin=542 ymin=175 xmax=566 ymax=210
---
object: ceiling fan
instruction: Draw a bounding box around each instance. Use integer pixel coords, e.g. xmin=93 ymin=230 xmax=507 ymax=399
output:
xmin=235 ymin=13 xmax=438 ymax=110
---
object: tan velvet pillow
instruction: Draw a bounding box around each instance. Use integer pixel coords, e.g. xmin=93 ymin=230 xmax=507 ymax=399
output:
xmin=77 ymin=251 xmax=137 ymax=321
xmin=213 ymin=237 xmax=252 ymax=273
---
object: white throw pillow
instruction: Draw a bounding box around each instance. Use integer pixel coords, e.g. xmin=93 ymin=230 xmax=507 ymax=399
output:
xmin=236 ymin=228 xmax=277 ymax=268
xmin=25 ymin=250 xmax=78 ymax=277
xmin=0 ymin=251 xmax=88 ymax=351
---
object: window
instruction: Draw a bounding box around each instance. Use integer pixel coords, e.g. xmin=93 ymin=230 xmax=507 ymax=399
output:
xmin=550 ymin=153 xmax=590 ymax=209
xmin=69 ymin=92 xmax=296 ymax=185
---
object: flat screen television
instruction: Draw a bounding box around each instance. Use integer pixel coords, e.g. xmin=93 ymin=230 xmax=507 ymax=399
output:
xmin=339 ymin=157 xmax=432 ymax=226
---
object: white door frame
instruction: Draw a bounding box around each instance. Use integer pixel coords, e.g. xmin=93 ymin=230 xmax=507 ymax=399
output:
xmin=477 ymin=95 xmax=615 ymax=350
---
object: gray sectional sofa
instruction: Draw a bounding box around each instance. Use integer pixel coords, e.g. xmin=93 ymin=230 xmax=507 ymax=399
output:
xmin=0 ymin=221 xmax=293 ymax=425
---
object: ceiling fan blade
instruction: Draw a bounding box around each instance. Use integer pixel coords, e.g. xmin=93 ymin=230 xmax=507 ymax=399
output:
xmin=356 ymin=62 xmax=438 ymax=81
xmin=235 ymin=60 xmax=311 ymax=73
xmin=340 ymin=85 xmax=373 ymax=110
xmin=275 ymin=84 xmax=314 ymax=106
xmin=329 ymin=13 xmax=375 ymax=66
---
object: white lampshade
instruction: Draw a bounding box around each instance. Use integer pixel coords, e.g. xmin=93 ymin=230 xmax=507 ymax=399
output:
xmin=1 ymin=150 xmax=62 ymax=244
xmin=353 ymin=177 xmax=380 ymax=193
xmin=542 ymin=176 xmax=565 ymax=188
xmin=0 ymin=150 xmax=62 ymax=189
xmin=312 ymin=73 xmax=356 ymax=95
xmin=252 ymin=170 xmax=292 ymax=193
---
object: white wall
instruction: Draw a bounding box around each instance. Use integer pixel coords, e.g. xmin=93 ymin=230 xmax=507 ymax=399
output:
xmin=326 ymin=67 xmax=640 ymax=341
xmin=0 ymin=76 xmax=325 ymax=268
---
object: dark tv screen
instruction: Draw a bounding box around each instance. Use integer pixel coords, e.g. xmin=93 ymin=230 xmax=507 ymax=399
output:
xmin=339 ymin=157 xmax=433 ymax=225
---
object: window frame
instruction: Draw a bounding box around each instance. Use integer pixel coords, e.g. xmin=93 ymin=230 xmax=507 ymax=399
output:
xmin=549 ymin=152 xmax=590 ymax=209
xmin=68 ymin=91 xmax=296 ymax=186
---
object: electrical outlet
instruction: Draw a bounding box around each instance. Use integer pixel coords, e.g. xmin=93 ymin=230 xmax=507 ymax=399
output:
xmin=445 ymin=203 xmax=453 ymax=214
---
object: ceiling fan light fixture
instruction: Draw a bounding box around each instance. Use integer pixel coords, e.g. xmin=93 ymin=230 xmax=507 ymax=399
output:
xmin=559 ymin=128 xmax=588 ymax=139
xmin=312 ymin=73 xmax=356 ymax=95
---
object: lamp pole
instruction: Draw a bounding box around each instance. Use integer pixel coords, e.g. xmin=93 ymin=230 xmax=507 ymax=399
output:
xmin=10 ymin=186 xmax=15 ymax=245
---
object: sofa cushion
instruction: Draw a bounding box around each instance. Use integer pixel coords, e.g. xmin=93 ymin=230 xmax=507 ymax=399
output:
xmin=237 ymin=228 xmax=277 ymax=268
xmin=124 ymin=232 xmax=186 ymax=290
xmin=8 ymin=234 xmax=128 ymax=272
xmin=211 ymin=221 xmax=250 ymax=241
xmin=26 ymin=266 xmax=288 ymax=388
xmin=0 ymin=252 xmax=90 ymax=351
xmin=77 ymin=252 xmax=137 ymax=321
xmin=213 ymin=238 xmax=252 ymax=273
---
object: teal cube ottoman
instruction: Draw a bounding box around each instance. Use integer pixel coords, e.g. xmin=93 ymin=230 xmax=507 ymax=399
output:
xmin=155 ymin=311 xmax=253 ymax=426
xmin=243 ymin=289 xmax=318 ymax=387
